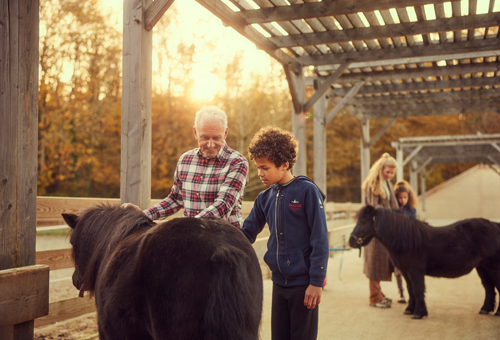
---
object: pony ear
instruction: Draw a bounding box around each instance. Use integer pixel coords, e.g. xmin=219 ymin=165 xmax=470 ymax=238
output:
xmin=62 ymin=213 xmax=78 ymax=229
xmin=365 ymin=204 xmax=376 ymax=216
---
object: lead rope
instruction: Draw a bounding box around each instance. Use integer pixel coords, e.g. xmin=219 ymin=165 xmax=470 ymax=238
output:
xmin=329 ymin=235 xmax=351 ymax=281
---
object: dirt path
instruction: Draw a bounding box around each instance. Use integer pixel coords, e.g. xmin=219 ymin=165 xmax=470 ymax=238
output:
xmin=35 ymin=235 xmax=500 ymax=339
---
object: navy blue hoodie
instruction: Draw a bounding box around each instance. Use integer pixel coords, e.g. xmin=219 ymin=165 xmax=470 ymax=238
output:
xmin=241 ymin=176 xmax=329 ymax=287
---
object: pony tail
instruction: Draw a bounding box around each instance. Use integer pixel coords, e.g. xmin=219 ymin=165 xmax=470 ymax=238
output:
xmin=204 ymin=245 xmax=262 ymax=340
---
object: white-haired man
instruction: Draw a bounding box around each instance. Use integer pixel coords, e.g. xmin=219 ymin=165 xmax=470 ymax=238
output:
xmin=123 ymin=106 xmax=248 ymax=228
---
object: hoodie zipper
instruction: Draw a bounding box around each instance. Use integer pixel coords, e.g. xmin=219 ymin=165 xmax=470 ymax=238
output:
xmin=274 ymin=188 xmax=286 ymax=285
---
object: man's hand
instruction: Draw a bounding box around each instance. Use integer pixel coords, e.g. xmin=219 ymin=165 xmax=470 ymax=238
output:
xmin=120 ymin=203 xmax=143 ymax=213
xmin=304 ymin=284 xmax=322 ymax=309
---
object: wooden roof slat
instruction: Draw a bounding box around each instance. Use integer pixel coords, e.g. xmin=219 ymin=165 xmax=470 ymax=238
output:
xmin=195 ymin=0 xmax=301 ymax=73
xmin=268 ymin=12 xmax=500 ymax=48
xmin=252 ymin=0 xmax=321 ymax=56
xmin=452 ymin=0 xmax=462 ymax=42
xmin=396 ymin=7 xmax=416 ymax=46
xmin=287 ymin=0 xmax=342 ymax=54
xmin=379 ymin=9 xmax=403 ymax=47
xmin=350 ymin=87 xmax=500 ymax=105
xmin=363 ymin=11 xmax=391 ymax=49
xmin=298 ymin=37 xmax=500 ymax=66
xmin=333 ymin=14 xmax=366 ymax=51
xmin=468 ymin=0 xmax=478 ymax=41
xmin=239 ymin=0 xmax=450 ymax=24
xmin=229 ymin=0 xmax=303 ymax=57
xmin=346 ymin=12 xmax=380 ymax=50
xmin=329 ymin=75 xmax=500 ymax=96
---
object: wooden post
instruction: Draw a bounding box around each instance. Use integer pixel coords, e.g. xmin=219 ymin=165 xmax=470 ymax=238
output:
xmin=289 ymin=66 xmax=307 ymax=176
xmin=410 ymin=160 xmax=418 ymax=193
xmin=396 ymin=145 xmax=404 ymax=182
xmin=121 ymin=0 xmax=153 ymax=209
xmin=313 ymin=81 xmax=327 ymax=195
xmin=0 ymin=0 xmax=42 ymax=338
xmin=360 ymin=119 xmax=370 ymax=203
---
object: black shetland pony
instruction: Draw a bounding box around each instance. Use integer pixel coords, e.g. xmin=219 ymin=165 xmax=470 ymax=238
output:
xmin=62 ymin=205 xmax=263 ymax=340
xmin=349 ymin=205 xmax=500 ymax=319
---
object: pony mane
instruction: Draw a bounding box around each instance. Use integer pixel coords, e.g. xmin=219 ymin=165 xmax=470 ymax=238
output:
xmin=374 ymin=208 xmax=432 ymax=252
xmin=70 ymin=204 xmax=155 ymax=292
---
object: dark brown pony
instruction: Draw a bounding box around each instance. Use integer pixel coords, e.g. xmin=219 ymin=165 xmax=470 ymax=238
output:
xmin=349 ymin=205 xmax=500 ymax=319
xmin=62 ymin=205 xmax=263 ymax=340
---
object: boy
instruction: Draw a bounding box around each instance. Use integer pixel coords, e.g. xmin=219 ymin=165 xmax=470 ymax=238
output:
xmin=241 ymin=126 xmax=329 ymax=340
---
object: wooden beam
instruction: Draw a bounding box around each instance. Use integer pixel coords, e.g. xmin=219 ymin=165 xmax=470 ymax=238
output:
xmin=270 ymin=13 xmax=500 ymax=48
xmin=491 ymin=142 xmax=500 ymax=154
xmin=34 ymin=296 xmax=96 ymax=329
xmin=415 ymin=157 xmax=433 ymax=173
xmin=403 ymin=146 xmax=424 ymax=167
xmin=316 ymin=50 xmax=500 ymax=71
xmin=122 ymin=0 xmax=153 ymax=209
xmin=36 ymin=249 xmax=73 ymax=271
xmin=314 ymin=62 xmax=500 ymax=85
xmin=361 ymin=105 xmax=498 ymax=119
xmin=299 ymin=38 xmax=500 ymax=66
xmin=240 ymin=0 xmax=448 ymax=24
xmin=195 ymin=0 xmax=300 ymax=73
xmin=328 ymin=76 xmax=500 ymax=96
xmin=367 ymin=118 xmax=397 ymax=147
xmin=325 ymin=82 xmax=364 ymax=124
xmin=351 ymin=88 xmax=500 ymax=105
xmin=0 ymin=265 xmax=49 ymax=327
xmin=303 ymin=63 xmax=349 ymax=113
xmin=284 ymin=64 xmax=304 ymax=114
xmin=145 ymin=0 xmax=175 ymax=31
xmin=353 ymin=98 xmax=500 ymax=113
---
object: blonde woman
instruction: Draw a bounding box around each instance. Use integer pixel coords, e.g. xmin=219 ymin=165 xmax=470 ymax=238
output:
xmin=361 ymin=153 xmax=399 ymax=308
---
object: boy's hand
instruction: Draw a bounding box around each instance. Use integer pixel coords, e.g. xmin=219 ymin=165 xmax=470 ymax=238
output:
xmin=304 ymin=284 xmax=322 ymax=309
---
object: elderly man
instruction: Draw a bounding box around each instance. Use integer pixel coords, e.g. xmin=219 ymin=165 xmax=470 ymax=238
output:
xmin=123 ymin=106 xmax=248 ymax=228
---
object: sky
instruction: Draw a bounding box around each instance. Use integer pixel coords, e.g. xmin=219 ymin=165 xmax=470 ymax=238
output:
xmin=102 ymin=0 xmax=275 ymax=101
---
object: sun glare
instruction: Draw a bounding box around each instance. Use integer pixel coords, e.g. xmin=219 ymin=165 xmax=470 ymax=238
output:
xmin=191 ymin=73 xmax=220 ymax=102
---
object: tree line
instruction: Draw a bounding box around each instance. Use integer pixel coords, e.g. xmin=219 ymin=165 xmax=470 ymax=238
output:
xmin=38 ymin=0 xmax=500 ymax=203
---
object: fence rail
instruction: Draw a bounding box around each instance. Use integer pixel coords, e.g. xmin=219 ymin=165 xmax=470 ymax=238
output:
xmin=34 ymin=196 xmax=362 ymax=329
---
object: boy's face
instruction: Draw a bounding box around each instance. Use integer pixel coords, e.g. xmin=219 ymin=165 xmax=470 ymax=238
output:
xmin=254 ymin=157 xmax=290 ymax=186
xmin=397 ymin=192 xmax=409 ymax=207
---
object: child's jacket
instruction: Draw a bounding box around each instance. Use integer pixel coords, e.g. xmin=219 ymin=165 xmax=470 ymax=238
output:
xmin=241 ymin=176 xmax=329 ymax=288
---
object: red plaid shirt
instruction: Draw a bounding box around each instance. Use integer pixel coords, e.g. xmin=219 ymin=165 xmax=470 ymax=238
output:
xmin=145 ymin=143 xmax=248 ymax=228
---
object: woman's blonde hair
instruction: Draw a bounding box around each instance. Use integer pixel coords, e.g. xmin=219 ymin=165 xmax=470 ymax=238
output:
xmin=394 ymin=180 xmax=418 ymax=210
xmin=361 ymin=152 xmax=397 ymax=199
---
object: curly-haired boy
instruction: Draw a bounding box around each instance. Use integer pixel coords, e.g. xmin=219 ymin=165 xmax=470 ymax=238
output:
xmin=241 ymin=126 xmax=329 ymax=340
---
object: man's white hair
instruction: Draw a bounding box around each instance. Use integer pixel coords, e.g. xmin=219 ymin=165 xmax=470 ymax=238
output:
xmin=194 ymin=106 xmax=228 ymax=130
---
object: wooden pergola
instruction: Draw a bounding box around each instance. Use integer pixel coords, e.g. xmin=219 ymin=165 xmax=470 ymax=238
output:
xmin=121 ymin=0 xmax=500 ymax=207
xmin=391 ymin=133 xmax=500 ymax=212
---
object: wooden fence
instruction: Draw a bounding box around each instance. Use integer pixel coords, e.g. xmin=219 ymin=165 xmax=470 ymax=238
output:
xmin=34 ymin=196 xmax=361 ymax=329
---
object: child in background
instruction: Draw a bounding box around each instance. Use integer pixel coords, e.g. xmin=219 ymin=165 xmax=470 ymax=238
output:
xmin=393 ymin=180 xmax=418 ymax=303
xmin=240 ymin=126 xmax=329 ymax=340
xmin=394 ymin=180 xmax=417 ymax=218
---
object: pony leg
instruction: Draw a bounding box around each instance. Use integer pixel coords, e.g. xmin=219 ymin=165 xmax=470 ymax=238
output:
xmin=403 ymin=273 xmax=415 ymax=315
xmin=406 ymin=273 xmax=427 ymax=319
xmin=476 ymin=267 xmax=496 ymax=314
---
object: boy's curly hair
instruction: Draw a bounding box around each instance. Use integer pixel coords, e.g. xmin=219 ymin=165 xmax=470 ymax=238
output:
xmin=248 ymin=126 xmax=298 ymax=170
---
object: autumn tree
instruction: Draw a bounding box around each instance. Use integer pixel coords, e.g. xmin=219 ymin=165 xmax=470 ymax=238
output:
xmin=38 ymin=0 xmax=122 ymax=197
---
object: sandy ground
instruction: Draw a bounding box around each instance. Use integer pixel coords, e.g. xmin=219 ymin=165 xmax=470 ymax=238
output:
xmin=35 ymin=235 xmax=500 ymax=340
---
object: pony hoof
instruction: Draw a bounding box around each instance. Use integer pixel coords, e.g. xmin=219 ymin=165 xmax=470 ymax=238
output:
xmin=411 ymin=315 xmax=424 ymax=320
xmin=404 ymin=310 xmax=413 ymax=315
xmin=479 ymin=309 xmax=490 ymax=315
